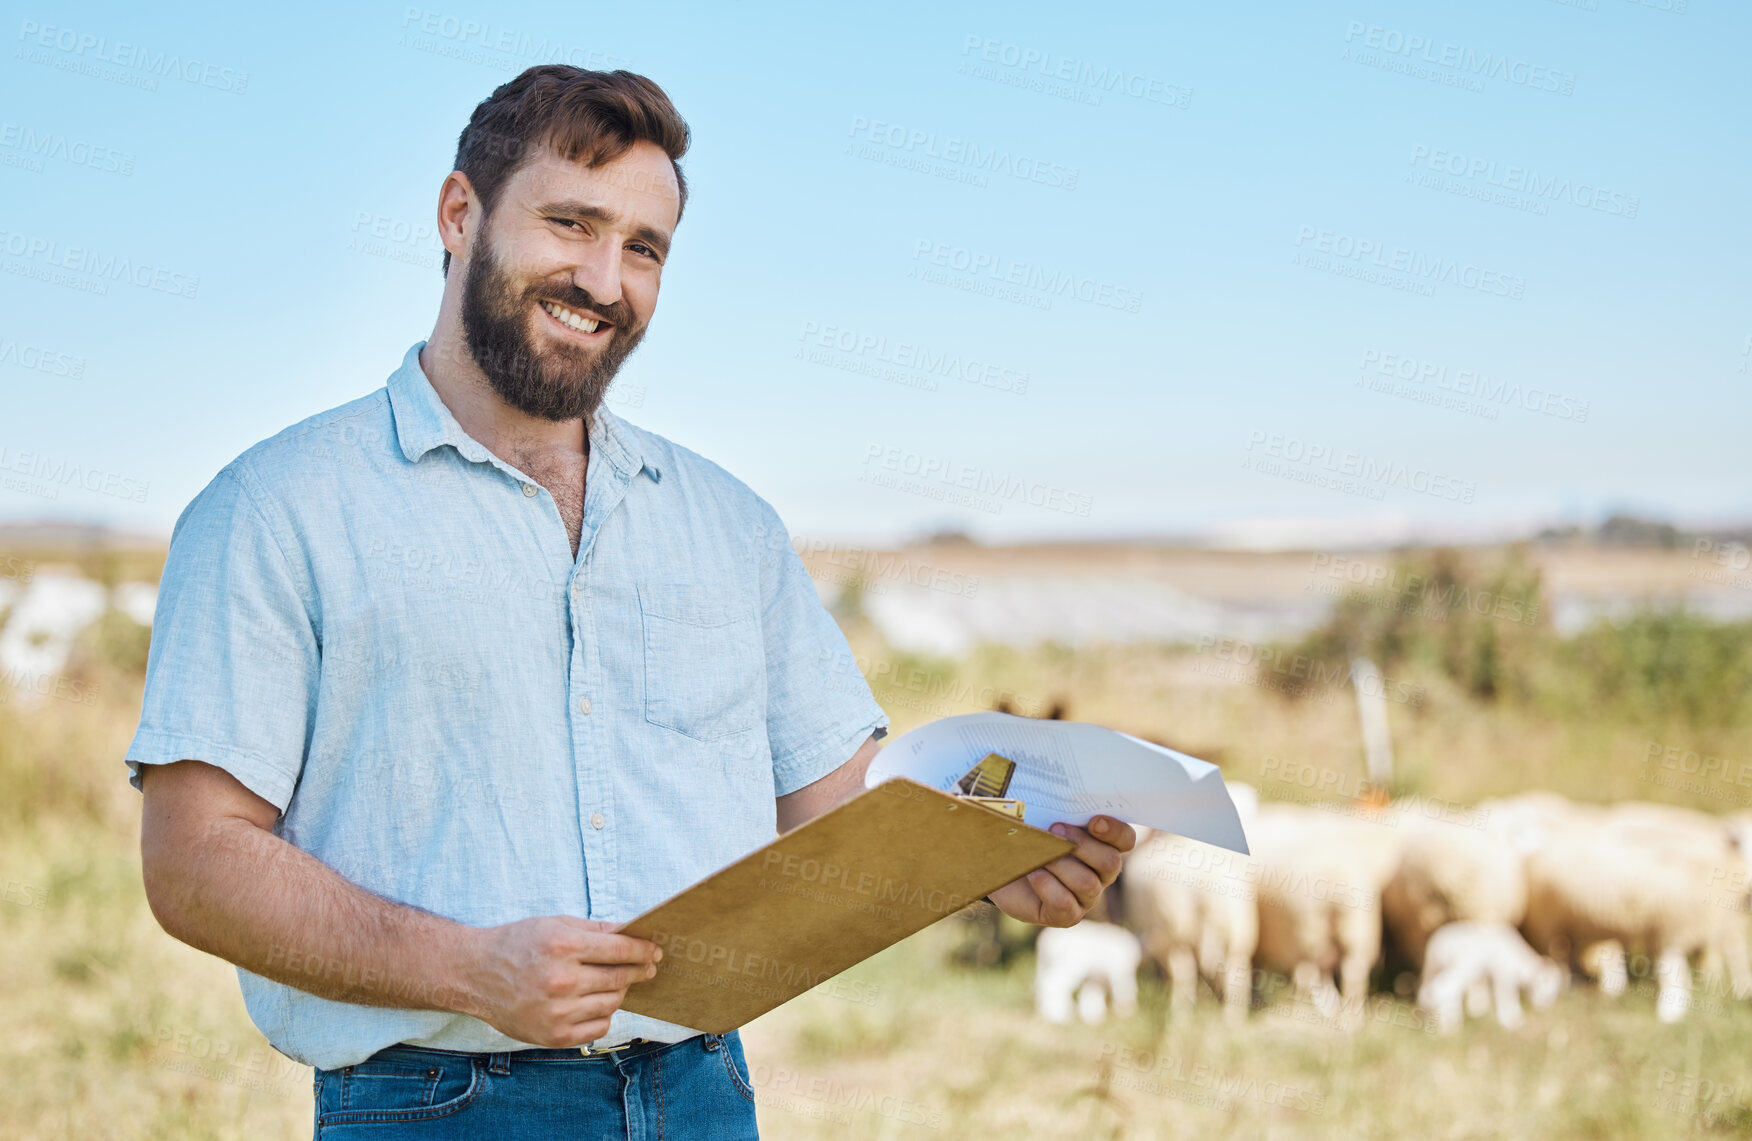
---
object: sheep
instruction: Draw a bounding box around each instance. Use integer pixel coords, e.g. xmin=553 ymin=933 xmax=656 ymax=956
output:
xmin=1416 ymin=921 xmax=1567 ymax=1033
xmin=1473 ymin=791 xmax=1637 ymax=993
xmin=1123 ymin=783 xmax=1259 ymax=1023
xmin=1034 ymin=921 xmax=1142 ymax=1025
xmin=1598 ymin=802 xmax=1752 ymax=1003
xmin=1248 ymin=802 xmax=1404 ymax=1027
xmin=1474 ymin=790 xmax=1597 ymax=852
xmin=1380 ymin=811 xmax=1529 ymax=972
xmin=1520 ymin=816 xmax=1751 ymax=1022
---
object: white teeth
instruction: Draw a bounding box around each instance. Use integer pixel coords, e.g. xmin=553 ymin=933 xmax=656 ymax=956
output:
xmin=541 ymin=300 xmax=601 ymax=334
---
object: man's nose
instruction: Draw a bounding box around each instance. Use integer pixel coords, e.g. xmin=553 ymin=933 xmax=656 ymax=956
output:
xmin=570 ymin=243 xmax=624 ymax=311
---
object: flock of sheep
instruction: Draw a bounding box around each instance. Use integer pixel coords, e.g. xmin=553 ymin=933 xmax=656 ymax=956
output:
xmin=1033 ymin=784 xmax=1752 ymax=1033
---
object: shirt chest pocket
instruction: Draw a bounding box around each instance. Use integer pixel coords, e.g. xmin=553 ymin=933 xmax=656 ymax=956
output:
xmin=638 ymin=583 xmax=765 ymax=742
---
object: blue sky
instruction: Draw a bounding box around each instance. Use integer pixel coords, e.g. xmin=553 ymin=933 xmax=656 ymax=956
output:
xmin=2 ymin=0 xmax=1746 ymax=545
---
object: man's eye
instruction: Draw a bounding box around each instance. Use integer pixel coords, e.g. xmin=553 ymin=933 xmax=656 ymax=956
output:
xmin=550 ymin=218 xmax=584 ymax=232
xmin=630 ymin=243 xmax=659 ymax=260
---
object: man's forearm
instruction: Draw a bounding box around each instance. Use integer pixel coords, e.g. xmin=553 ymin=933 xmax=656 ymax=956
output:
xmin=144 ymin=812 xmax=487 ymax=1017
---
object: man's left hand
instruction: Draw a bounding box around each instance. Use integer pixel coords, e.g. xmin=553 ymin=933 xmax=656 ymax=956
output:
xmin=988 ymin=815 xmax=1136 ymax=927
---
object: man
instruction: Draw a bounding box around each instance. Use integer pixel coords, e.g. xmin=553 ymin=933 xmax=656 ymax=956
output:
xmin=131 ymin=65 xmax=1133 ymax=1138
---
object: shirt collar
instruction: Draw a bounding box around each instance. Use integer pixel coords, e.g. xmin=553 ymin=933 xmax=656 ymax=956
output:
xmin=387 ymin=341 xmax=659 ymax=483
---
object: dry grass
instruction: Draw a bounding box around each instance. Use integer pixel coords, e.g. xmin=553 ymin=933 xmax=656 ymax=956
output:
xmin=3 ymin=621 xmax=1751 ymax=1138
xmin=745 ymin=920 xmax=1752 ymax=1140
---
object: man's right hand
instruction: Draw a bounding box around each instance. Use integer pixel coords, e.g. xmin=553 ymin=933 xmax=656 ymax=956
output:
xmin=462 ymin=916 xmax=664 ymax=1048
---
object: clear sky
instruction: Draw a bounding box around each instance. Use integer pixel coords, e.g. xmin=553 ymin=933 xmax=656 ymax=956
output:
xmin=3 ymin=0 xmax=1747 ymax=546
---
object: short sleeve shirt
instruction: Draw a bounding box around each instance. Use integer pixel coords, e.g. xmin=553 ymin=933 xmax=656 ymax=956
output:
xmin=125 ymin=342 xmax=887 ymax=1069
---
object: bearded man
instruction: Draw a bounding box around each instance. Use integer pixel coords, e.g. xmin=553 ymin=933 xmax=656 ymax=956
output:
xmin=129 ymin=64 xmax=1133 ymax=1138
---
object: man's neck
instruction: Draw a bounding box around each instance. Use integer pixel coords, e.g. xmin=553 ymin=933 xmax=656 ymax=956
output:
xmin=419 ymin=329 xmax=588 ymax=462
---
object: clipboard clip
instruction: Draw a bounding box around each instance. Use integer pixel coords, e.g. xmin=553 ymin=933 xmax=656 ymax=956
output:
xmin=579 ymin=1038 xmax=645 ymax=1057
xmin=956 ymin=753 xmax=1026 ymax=821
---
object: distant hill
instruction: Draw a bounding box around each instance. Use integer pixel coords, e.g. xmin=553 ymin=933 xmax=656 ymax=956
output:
xmin=1536 ymin=513 xmax=1752 ymax=550
xmin=0 ymin=522 xmax=167 ymax=551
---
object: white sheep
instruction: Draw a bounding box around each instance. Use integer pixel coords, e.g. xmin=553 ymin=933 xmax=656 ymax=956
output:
xmin=1416 ymin=921 xmax=1566 ymax=1033
xmin=1123 ymin=783 xmax=1259 ymax=1023
xmin=1249 ymin=802 xmax=1404 ymax=1027
xmin=1381 ymin=810 xmax=1529 ymax=971
xmin=1475 ymin=791 xmax=1636 ymax=993
xmin=1600 ymin=802 xmax=1752 ymax=1003
xmin=1520 ymin=814 xmax=1751 ymax=1022
xmin=1475 ymin=790 xmax=1598 ymax=851
xmin=1034 ymin=920 xmax=1142 ymax=1025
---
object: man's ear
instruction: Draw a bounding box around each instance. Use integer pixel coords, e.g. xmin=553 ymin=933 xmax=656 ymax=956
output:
xmin=437 ymin=170 xmax=480 ymax=277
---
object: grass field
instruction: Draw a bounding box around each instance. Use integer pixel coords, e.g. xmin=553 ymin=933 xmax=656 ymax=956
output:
xmin=5 ymin=543 xmax=1752 ymax=1138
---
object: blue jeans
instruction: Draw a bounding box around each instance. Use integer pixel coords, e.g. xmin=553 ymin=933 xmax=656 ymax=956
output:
xmin=312 ymin=1034 xmax=760 ymax=1139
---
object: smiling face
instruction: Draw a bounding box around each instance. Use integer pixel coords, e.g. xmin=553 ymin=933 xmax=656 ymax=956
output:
xmin=456 ymin=141 xmax=679 ymax=422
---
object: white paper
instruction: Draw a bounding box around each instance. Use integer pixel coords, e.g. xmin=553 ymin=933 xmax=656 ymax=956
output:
xmin=866 ymin=712 xmax=1250 ymax=855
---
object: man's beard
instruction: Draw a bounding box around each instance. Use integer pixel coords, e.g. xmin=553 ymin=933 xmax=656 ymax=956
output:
xmin=458 ymin=231 xmax=647 ymax=422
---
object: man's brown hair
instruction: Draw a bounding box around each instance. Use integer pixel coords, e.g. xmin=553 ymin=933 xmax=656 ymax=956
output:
xmin=443 ymin=65 xmax=691 ymax=275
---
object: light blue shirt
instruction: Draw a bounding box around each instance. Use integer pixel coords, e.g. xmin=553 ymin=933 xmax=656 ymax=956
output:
xmin=126 ymin=342 xmax=887 ymax=1070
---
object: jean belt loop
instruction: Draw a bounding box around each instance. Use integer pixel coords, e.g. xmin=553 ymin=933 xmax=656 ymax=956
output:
xmin=703 ymin=1033 xmax=722 ymax=1052
xmin=487 ymin=1051 xmax=513 ymax=1075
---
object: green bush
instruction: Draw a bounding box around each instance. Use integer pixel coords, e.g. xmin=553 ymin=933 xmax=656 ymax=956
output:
xmin=70 ymin=609 xmax=153 ymax=678
xmin=1276 ymin=549 xmax=1752 ymax=728
xmin=1281 ymin=548 xmax=1544 ymax=703
xmin=1548 ymin=610 xmax=1752 ymax=728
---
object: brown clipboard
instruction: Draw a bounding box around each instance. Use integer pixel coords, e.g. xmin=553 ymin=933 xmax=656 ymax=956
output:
xmin=616 ymin=777 xmax=1075 ymax=1033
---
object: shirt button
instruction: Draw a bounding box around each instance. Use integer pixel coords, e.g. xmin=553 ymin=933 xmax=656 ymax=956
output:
xmin=591 ymin=812 xmax=606 ymax=830
xmin=578 ymin=698 xmax=592 ymax=715
xmin=521 ymin=482 xmax=538 ymax=498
